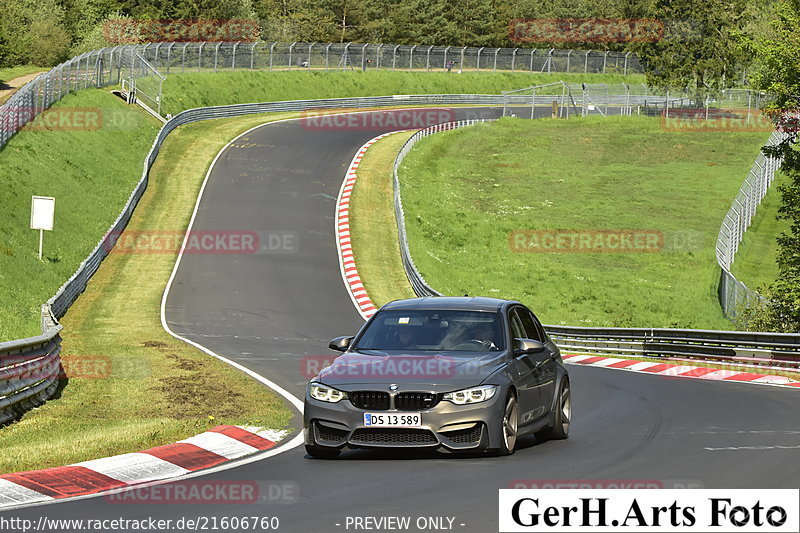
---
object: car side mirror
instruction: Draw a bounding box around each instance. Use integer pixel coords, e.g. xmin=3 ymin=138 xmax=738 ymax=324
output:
xmin=329 ymin=336 xmax=354 ymax=352
xmin=513 ymin=338 xmax=546 ymax=355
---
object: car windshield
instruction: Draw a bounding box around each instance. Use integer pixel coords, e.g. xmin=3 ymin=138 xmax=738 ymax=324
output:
xmin=354 ymin=310 xmax=505 ymax=352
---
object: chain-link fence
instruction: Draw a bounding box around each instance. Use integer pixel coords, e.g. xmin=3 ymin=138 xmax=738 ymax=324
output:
xmin=716 ymin=130 xmax=789 ymax=319
xmin=0 ymin=42 xmax=647 ymax=151
xmin=125 ymin=54 xmax=165 ymax=115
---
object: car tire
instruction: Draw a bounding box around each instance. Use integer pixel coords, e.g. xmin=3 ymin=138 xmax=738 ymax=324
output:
xmin=535 ymin=378 xmax=571 ymax=442
xmin=305 ymin=445 xmax=341 ymax=459
xmin=493 ymin=391 xmax=519 ymax=456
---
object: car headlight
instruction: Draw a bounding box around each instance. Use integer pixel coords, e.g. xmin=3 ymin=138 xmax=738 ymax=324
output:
xmin=309 ymin=382 xmax=347 ymax=403
xmin=443 ymin=385 xmax=497 ymax=405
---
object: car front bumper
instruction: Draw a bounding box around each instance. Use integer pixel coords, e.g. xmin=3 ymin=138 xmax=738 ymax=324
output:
xmin=303 ymin=389 xmax=505 ymax=452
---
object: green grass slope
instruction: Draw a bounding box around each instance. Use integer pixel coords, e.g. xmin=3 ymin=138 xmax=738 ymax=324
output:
xmin=399 ymin=115 xmax=768 ymax=330
xmin=0 ymin=90 xmax=160 ymax=340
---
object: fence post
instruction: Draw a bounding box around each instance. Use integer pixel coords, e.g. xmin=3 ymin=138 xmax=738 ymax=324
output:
xmin=584 ymin=50 xmax=590 ymax=73
xmin=308 ymin=42 xmax=316 ymax=69
xmin=566 ymin=49 xmax=572 ymax=73
xmin=493 ymin=48 xmax=500 ymax=71
xmin=269 ymin=42 xmax=276 ymax=70
xmin=250 ymin=42 xmax=257 ymax=70
xmin=325 ymin=43 xmax=332 ymax=70
xmin=288 ymin=41 xmax=296 ymax=68
xmin=476 ymin=46 xmax=484 ymax=71
xmin=426 ymin=45 xmax=433 ymax=71
xmin=409 ymin=45 xmax=416 ymax=71
xmin=232 ymin=42 xmax=239 ymax=69
xmin=624 ymin=51 xmax=630 ymax=76
xmin=511 ymin=48 xmax=518 ymax=71
xmin=376 ymin=43 xmax=383 ymax=69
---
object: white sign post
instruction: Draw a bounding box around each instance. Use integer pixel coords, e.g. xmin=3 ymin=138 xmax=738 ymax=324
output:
xmin=30 ymin=196 xmax=55 ymax=261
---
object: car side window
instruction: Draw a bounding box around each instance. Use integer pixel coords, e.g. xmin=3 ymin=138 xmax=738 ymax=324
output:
xmin=516 ymin=308 xmax=543 ymax=342
xmin=508 ymin=309 xmax=526 ymax=341
xmin=530 ymin=311 xmax=548 ymax=343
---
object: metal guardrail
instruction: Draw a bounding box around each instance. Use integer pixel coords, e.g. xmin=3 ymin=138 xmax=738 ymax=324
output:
xmin=716 ymin=130 xmax=790 ymax=319
xmin=392 ymin=121 xmax=800 ymax=367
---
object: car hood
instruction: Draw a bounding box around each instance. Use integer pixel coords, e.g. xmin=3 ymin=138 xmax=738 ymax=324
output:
xmin=315 ymin=349 xmax=507 ymax=391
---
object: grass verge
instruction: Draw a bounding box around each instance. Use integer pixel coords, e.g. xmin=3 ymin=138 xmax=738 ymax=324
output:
xmin=349 ymin=131 xmax=418 ymax=307
xmin=730 ymin=171 xmax=790 ymax=291
xmin=161 ymin=70 xmax=644 ymax=116
xmin=0 ymin=112 xmax=296 ymax=473
xmin=397 ymin=115 xmax=768 ymax=330
xmin=0 ymin=90 xmax=161 ymax=341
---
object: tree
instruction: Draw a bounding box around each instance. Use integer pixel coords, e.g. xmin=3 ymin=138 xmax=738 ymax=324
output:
xmin=630 ymin=0 xmax=753 ymax=101
xmin=736 ymin=0 xmax=800 ymax=332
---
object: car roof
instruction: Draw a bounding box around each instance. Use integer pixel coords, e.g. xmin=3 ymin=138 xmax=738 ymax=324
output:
xmin=380 ymin=296 xmax=516 ymax=313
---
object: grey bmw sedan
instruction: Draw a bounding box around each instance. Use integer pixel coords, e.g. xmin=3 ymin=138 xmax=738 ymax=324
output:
xmin=303 ymin=296 xmax=571 ymax=458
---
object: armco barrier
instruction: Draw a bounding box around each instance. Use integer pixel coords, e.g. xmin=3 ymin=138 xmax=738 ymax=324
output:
xmin=392 ymin=121 xmax=800 ymax=365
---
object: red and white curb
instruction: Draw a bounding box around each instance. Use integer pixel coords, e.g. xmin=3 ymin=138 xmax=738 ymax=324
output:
xmin=336 ymin=132 xmax=409 ymax=320
xmin=564 ymin=354 xmax=800 ymax=389
xmin=0 ymin=425 xmax=288 ymax=508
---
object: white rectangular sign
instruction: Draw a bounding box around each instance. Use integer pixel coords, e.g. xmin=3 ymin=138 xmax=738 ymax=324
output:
xmin=30 ymin=196 xmax=55 ymax=231
xmin=499 ymin=489 xmax=799 ymax=533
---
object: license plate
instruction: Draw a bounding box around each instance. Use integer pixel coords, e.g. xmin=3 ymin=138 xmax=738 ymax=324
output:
xmin=363 ymin=412 xmax=421 ymax=427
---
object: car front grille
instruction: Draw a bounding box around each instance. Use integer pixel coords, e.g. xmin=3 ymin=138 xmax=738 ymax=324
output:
xmin=349 ymin=391 xmax=390 ymax=410
xmin=441 ymin=424 xmax=483 ymax=445
xmin=314 ymin=422 xmax=348 ymax=444
xmin=350 ymin=428 xmax=438 ymax=445
xmin=394 ymin=392 xmax=440 ymax=410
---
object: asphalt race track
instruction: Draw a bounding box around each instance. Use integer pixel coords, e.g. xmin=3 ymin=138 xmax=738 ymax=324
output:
xmin=3 ymin=107 xmax=799 ymax=532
